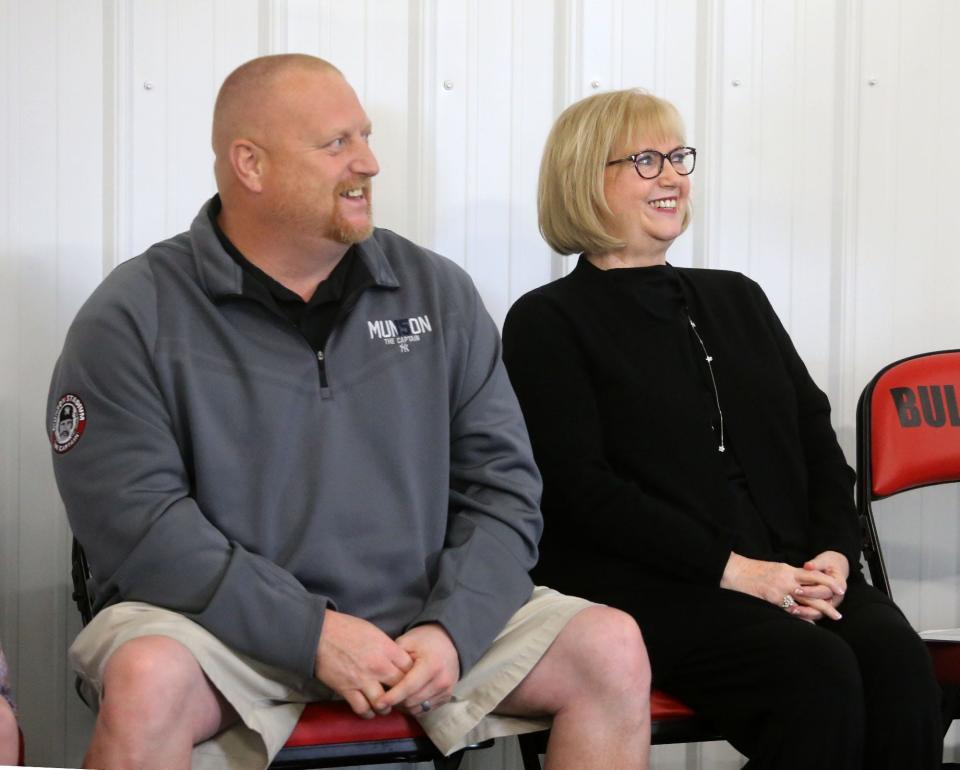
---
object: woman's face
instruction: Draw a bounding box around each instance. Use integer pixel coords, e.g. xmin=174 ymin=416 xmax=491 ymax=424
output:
xmin=601 ymin=135 xmax=690 ymax=263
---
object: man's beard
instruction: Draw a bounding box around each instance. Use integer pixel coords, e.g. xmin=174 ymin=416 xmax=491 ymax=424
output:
xmin=329 ymin=179 xmax=374 ymax=244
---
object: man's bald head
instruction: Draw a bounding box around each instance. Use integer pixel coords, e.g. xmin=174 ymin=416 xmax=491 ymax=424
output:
xmin=212 ymin=54 xmax=342 ymax=167
xmin=210 ymin=53 xmax=378 ymax=262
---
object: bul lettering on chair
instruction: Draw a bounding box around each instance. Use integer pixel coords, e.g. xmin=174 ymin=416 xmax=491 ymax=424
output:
xmin=890 ymin=385 xmax=960 ymax=428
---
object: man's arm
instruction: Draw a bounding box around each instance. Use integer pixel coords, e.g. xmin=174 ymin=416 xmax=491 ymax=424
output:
xmin=403 ymin=269 xmax=542 ymax=675
xmin=49 ymin=268 xmax=325 ymax=678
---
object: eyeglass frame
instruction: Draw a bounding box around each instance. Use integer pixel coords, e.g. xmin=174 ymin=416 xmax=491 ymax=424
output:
xmin=606 ymin=146 xmax=697 ymax=179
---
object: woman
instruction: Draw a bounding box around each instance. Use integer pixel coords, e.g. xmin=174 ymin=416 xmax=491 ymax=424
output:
xmin=0 ymin=643 xmax=18 ymax=765
xmin=502 ymin=89 xmax=943 ymax=768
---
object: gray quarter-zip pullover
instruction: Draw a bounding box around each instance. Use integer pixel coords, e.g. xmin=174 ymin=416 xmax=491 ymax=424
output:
xmin=48 ymin=199 xmax=542 ymax=679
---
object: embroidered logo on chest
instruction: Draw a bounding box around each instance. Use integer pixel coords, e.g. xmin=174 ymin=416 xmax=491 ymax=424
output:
xmin=50 ymin=394 xmax=87 ymax=453
xmin=367 ymin=315 xmax=433 ymax=353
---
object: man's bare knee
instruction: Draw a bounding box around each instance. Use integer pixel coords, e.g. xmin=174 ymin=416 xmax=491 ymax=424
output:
xmin=561 ymin=607 xmax=650 ymax=699
xmin=500 ymin=606 xmax=649 ymax=718
xmin=99 ymin=635 xmax=223 ymax=739
xmin=103 ymin=636 xmax=199 ymax=698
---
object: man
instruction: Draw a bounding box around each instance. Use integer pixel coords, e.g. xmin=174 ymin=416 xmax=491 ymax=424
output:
xmin=48 ymin=54 xmax=650 ymax=770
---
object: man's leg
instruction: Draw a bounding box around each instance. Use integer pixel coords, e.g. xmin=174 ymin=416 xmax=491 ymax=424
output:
xmin=85 ymin=635 xmax=236 ymax=770
xmin=496 ymin=606 xmax=650 ymax=770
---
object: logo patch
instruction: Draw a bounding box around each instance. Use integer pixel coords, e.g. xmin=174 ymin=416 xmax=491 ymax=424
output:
xmin=367 ymin=314 xmax=433 ymax=353
xmin=50 ymin=394 xmax=87 ymax=453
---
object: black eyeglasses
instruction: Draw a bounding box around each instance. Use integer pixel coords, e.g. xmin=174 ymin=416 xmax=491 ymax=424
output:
xmin=606 ymin=146 xmax=696 ymax=179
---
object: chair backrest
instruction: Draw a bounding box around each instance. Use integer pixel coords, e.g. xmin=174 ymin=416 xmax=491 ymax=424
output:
xmin=855 ymin=349 xmax=960 ymax=594
xmin=71 ymin=539 xmax=94 ymax=626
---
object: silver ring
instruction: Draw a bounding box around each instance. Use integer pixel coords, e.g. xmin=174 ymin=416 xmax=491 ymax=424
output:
xmin=781 ymin=594 xmax=797 ymax=609
xmin=420 ymin=700 xmax=432 ymax=713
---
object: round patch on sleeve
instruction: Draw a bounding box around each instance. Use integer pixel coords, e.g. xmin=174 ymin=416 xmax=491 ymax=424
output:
xmin=50 ymin=394 xmax=87 ymax=454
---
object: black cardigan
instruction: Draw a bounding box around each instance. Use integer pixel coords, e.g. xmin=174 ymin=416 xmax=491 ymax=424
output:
xmin=502 ymin=258 xmax=861 ymax=604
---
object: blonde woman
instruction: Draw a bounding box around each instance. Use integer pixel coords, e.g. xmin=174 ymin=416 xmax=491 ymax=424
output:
xmin=502 ymin=89 xmax=943 ymax=769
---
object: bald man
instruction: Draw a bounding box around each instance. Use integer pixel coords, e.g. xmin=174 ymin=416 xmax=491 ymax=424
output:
xmin=49 ymin=55 xmax=651 ymax=770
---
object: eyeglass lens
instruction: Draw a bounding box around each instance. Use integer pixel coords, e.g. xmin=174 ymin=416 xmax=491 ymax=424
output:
xmin=635 ymin=148 xmax=695 ymax=179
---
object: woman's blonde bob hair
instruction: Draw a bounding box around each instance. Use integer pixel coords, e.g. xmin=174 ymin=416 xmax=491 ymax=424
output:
xmin=538 ymin=88 xmax=691 ymax=256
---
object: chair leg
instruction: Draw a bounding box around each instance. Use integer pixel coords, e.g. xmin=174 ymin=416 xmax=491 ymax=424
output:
xmin=517 ymin=733 xmax=543 ymax=770
xmin=433 ymin=749 xmax=464 ymax=770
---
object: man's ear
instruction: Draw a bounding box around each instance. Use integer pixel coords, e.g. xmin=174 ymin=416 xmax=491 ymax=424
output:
xmin=230 ymin=138 xmax=265 ymax=193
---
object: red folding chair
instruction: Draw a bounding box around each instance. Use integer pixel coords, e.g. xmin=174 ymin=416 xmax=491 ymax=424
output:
xmin=856 ymin=349 xmax=960 ymax=724
xmin=270 ymin=700 xmax=488 ymax=769
xmin=69 ymin=542 xmax=490 ymax=769
xmin=516 ymin=688 xmax=721 ymax=768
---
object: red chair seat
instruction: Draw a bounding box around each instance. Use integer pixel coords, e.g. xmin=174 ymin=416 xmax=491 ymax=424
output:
xmin=284 ymin=701 xmax=426 ymax=747
xmin=650 ymin=689 xmax=697 ymax=721
xmin=515 ymin=686 xmax=719 ymax=768
xmin=284 ymin=689 xmax=703 ymax=745
xmin=928 ymin=641 xmax=960 ymax=686
xmin=273 ymin=700 xmax=489 ymax=769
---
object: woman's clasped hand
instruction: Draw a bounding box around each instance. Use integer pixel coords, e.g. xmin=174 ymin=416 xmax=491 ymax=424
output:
xmin=720 ymin=550 xmax=848 ymax=622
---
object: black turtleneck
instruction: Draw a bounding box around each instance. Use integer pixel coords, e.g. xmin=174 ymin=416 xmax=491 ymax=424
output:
xmin=502 ymin=256 xmax=860 ymax=600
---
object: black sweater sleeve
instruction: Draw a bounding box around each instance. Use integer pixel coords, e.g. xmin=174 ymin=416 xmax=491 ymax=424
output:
xmin=503 ymin=292 xmax=733 ymax=585
xmin=745 ymin=278 xmax=862 ymax=569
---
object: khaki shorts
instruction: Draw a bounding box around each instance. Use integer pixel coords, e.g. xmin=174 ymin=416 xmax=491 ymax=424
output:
xmin=70 ymin=587 xmax=593 ymax=769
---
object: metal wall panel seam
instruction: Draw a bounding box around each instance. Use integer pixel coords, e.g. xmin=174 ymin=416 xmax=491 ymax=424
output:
xmin=506 ymin=0 xmax=523 ymax=307
xmin=610 ymin=0 xmax=622 ymax=90
xmin=786 ymin=0 xmax=805 ymax=338
xmin=258 ymin=0 xmax=286 ymax=54
xmin=213 ymin=0 xmax=225 ymax=109
xmin=159 ymin=1 xmax=172 ymax=240
xmin=832 ymin=0 xmax=862 ymax=437
xmin=0 ymin=0 xmax=22 ymax=703
xmin=696 ymin=0 xmax=721 ymax=270
xmin=413 ymin=0 xmax=436 ymax=249
xmin=653 ymin=0 xmax=665 ymax=95
xmin=552 ymin=0 xmax=581 ymax=279
xmin=746 ymin=0 xmax=762 ymax=279
xmin=559 ymin=0 xmax=582 ymax=106
xmin=103 ymin=0 xmax=132 ymax=273
xmin=464 ymin=0 xmax=480 ymax=273
xmin=320 ymin=0 xmax=334 ymax=73
xmin=51 ymin=5 xmax=67 ymax=759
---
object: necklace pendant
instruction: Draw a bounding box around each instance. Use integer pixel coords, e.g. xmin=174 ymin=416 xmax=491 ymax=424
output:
xmin=718 ymin=445 xmax=726 ymax=453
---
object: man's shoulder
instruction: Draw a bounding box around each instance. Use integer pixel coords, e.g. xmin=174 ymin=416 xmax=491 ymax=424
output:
xmin=73 ymin=231 xmax=194 ymax=328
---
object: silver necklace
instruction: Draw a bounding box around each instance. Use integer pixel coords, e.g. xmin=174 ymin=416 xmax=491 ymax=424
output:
xmin=686 ymin=315 xmax=726 ymax=453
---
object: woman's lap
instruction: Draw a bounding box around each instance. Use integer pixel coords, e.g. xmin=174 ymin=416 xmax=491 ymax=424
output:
xmin=630 ymin=577 xmax=941 ymax=769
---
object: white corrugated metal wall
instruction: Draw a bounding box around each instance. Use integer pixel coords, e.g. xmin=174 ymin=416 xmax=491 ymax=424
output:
xmin=1 ymin=1 xmax=957 ymax=767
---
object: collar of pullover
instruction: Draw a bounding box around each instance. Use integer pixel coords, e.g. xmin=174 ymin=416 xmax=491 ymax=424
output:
xmin=189 ymin=195 xmax=401 ymax=300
